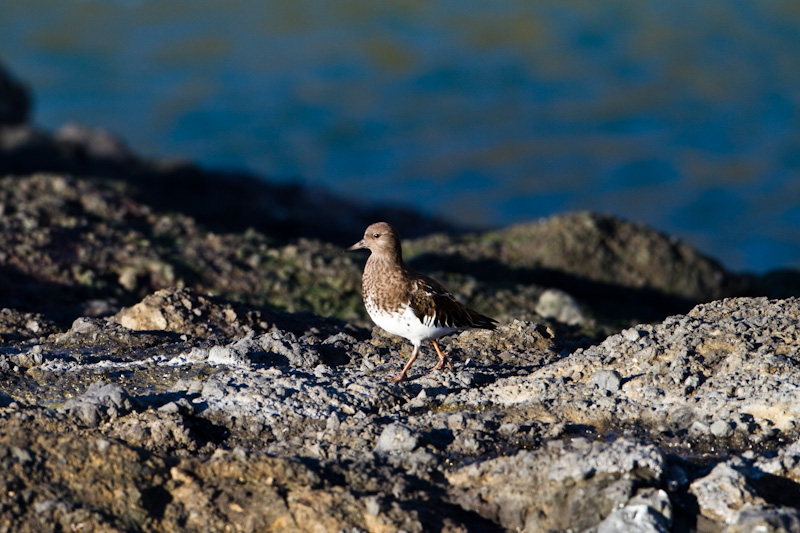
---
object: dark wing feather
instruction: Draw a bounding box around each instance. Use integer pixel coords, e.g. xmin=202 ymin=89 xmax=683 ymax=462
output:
xmin=407 ymin=274 xmax=497 ymax=330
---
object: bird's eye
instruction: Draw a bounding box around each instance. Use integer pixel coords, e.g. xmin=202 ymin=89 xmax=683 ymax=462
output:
xmin=373 ymin=233 xmax=380 ymax=238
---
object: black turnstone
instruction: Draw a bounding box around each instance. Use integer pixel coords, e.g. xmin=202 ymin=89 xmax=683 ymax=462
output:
xmin=347 ymin=222 xmax=497 ymax=381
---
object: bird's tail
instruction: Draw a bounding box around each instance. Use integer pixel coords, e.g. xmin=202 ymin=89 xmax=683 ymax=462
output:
xmin=469 ymin=310 xmax=498 ymax=330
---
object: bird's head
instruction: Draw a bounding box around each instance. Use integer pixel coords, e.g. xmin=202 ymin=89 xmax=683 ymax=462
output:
xmin=346 ymin=221 xmax=402 ymax=258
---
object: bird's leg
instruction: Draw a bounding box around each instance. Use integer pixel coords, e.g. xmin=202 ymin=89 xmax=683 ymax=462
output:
xmin=389 ymin=344 xmax=419 ymax=382
xmin=430 ymin=340 xmax=454 ymax=372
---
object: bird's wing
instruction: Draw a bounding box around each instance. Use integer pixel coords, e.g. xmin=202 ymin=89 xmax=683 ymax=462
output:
xmin=407 ymin=275 xmax=488 ymax=329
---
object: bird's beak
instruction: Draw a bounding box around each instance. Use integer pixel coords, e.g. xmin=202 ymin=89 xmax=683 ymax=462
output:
xmin=346 ymin=239 xmax=367 ymax=252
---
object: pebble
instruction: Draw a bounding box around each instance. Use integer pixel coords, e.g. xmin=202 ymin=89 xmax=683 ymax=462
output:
xmin=710 ymin=420 xmax=735 ymax=438
xmin=375 ymin=423 xmax=419 ymax=454
xmin=592 ymin=369 xmax=623 ymax=393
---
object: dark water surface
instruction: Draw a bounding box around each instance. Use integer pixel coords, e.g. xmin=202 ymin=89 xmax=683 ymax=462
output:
xmin=2 ymin=0 xmax=800 ymax=272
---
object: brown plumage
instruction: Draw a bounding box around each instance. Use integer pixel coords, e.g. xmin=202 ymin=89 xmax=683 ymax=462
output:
xmin=347 ymin=222 xmax=497 ymax=381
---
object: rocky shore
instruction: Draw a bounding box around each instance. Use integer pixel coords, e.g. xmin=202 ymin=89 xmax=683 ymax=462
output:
xmin=3 ymin=61 xmax=800 ymax=532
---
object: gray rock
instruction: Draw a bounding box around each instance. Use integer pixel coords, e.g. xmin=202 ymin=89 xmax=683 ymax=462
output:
xmin=547 ymin=439 xmax=665 ymax=482
xmin=498 ymin=422 xmax=520 ymax=437
xmin=729 ymin=506 xmax=800 ymax=532
xmin=447 ymin=412 xmax=466 ymax=430
xmin=10 ymin=446 xmax=34 ymax=465
xmin=754 ymin=435 xmax=800 ymax=480
xmin=689 ymin=460 xmax=765 ymax=524
xmin=59 ymin=381 xmax=132 ymax=427
xmin=55 ymin=123 xmax=133 ymax=161
xmin=592 ymin=369 xmax=623 ymax=393
xmin=375 ymin=423 xmax=419 ymax=454
xmin=206 ymin=337 xmax=252 ymax=366
xmin=683 ymin=374 xmax=700 ymax=389
xmin=535 ymin=288 xmax=586 ymax=325
xmin=710 ymin=419 xmax=735 ymax=438
xmin=595 ymin=488 xmax=672 ymax=533
xmin=109 ymin=410 xmax=196 ymax=450
xmin=204 ymin=330 xmax=322 ymax=368
xmin=325 ymin=412 xmax=341 ymax=432
xmin=596 ymin=505 xmax=668 ymax=533
xmin=405 ymin=448 xmax=439 ymax=476
xmin=0 ymin=308 xmax=59 ymax=342
xmin=621 ymin=328 xmax=642 ymax=342
xmin=157 ymin=398 xmax=193 ymax=415
xmin=256 ymin=330 xmax=322 ymax=367
xmin=447 ymin=439 xmax=666 ymax=532
xmin=452 ymin=296 xmax=800 ymax=449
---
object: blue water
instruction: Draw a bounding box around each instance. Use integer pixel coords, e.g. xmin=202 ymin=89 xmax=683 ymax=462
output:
xmin=2 ymin=0 xmax=800 ymax=272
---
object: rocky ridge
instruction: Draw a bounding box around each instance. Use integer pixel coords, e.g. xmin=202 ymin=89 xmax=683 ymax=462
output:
xmin=2 ymin=292 xmax=800 ymax=531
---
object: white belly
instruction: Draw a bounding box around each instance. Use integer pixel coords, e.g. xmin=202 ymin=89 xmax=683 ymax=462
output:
xmin=365 ymin=302 xmax=456 ymax=346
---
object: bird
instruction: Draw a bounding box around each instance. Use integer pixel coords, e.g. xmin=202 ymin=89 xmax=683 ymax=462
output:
xmin=347 ymin=222 xmax=497 ymax=381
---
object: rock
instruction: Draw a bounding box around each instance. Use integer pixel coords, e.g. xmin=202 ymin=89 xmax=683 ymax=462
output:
xmin=203 ymin=330 xmax=322 ymax=368
xmin=115 ymin=287 xmax=346 ymax=342
xmin=0 ymin=308 xmax=58 ymax=341
xmin=59 ymin=381 xmax=132 ymax=427
xmin=206 ymin=343 xmax=249 ymax=367
xmin=55 ymin=123 xmax=133 ymax=162
xmin=446 ymin=296 xmax=800 ymax=444
xmin=621 ymin=327 xmax=641 ymax=342
xmin=488 ymin=212 xmax=747 ymax=303
xmin=409 ymin=212 xmax=754 ymax=326
xmin=728 ymin=506 xmax=800 ymax=532
xmin=375 ymin=423 xmax=419 ymax=454
xmin=595 ymin=488 xmax=672 ymax=533
xmin=109 ymin=411 xmax=197 ymax=452
xmin=710 ymin=419 xmax=735 ymax=438
xmin=591 ymin=369 xmax=622 ymax=393
xmin=689 ymin=460 xmax=765 ymax=524
xmin=446 ymin=439 xmax=666 ymax=532
xmin=56 ymin=316 xmax=176 ymax=351
xmin=535 ymin=288 xmax=586 ymax=325
xmin=115 ymin=288 xmax=262 ymax=339
xmin=546 ymin=438 xmax=665 ymax=482
xmin=0 ymin=167 xmax=757 ymax=346
xmin=256 ymin=330 xmax=322 ymax=367
xmin=0 ymin=412 xmax=443 ymax=532
xmin=754 ymin=436 xmax=800 ymax=480
xmin=446 ymin=319 xmax=557 ymax=367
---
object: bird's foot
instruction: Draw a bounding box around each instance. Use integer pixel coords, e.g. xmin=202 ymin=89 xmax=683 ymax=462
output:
xmin=387 ymin=372 xmax=408 ymax=382
xmin=431 ymin=356 xmax=454 ymax=373
xmin=430 ymin=340 xmax=454 ymax=373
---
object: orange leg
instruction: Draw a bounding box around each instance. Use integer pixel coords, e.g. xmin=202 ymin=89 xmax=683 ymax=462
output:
xmin=430 ymin=340 xmax=454 ymax=372
xmin=388 ymin=344 xmax=419 ymax=382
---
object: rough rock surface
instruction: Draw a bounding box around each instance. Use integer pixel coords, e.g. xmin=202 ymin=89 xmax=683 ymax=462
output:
xmin=3 ymin=60 xmax=800 ymax=532
xmin=3 ymin=290 xmax=800 ymax=531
